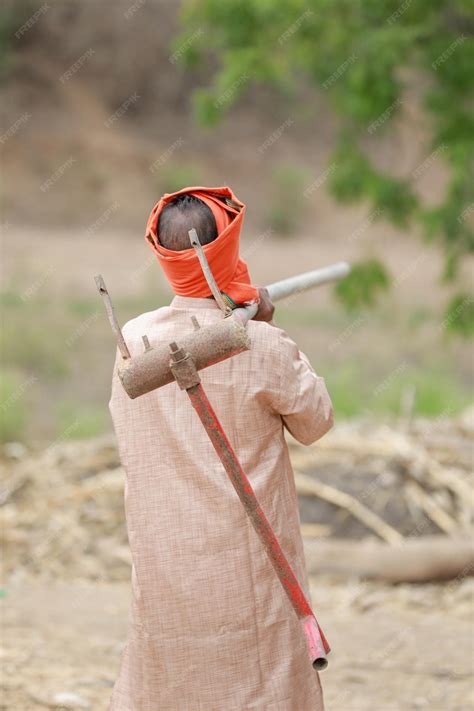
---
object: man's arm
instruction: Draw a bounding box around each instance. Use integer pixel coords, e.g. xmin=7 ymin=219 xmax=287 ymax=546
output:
xmin=268 ymin=328 xmax=333 ymax=445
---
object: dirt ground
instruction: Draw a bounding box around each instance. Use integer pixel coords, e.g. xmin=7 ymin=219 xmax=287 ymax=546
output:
xmin=1 ymin=575 xmax=473 ymax=711
xmin=1 ymin=419 xmax=473 ymax=710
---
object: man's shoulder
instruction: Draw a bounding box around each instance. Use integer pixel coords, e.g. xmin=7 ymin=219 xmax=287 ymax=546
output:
xmin=246 ymin=321 xmax=303 ymax=369
xmin=122 ymin=306 xmax=171 ymax=340
xmin=246 ymin=320 xmax=288 ymax=357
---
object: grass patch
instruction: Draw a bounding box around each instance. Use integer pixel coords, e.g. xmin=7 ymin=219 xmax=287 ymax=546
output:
xmin=371 ymin=368 xmax=471 ymax=417
xmin=325 ymin=363 xmax=471 ymax=419
xmin=1 ymin=317 xmax=69 ymax=377
xmin=0 ymin=370 xmax=32 ymax=442
xmin=55 ymin=402 xmax=108 ymax=441
xmin=155 ymin=164 xmax=200 ymax=195
xmin=66 ymin=298 xmax=98 ymax=318
xmin=0 ymin=290 xmax=24 ymax=307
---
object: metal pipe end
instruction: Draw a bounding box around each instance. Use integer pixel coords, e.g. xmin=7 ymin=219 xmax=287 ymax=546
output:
xmin=312 ymin=657 xmax=328 ymax=671
xmin=302 ymin=616 xmax=330 ymax=672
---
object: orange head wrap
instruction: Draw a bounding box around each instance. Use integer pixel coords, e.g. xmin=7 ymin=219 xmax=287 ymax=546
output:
xmin=145 ymin=186 xmax=259 ymax=306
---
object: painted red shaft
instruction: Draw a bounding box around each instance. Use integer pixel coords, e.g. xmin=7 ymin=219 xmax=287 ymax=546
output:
xmin=186 ymin=382 xmax=330 ymax=667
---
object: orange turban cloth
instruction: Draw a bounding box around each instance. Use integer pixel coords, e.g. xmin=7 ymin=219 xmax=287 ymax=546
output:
xmin=145 ymin=186 xmax=259 ymax=306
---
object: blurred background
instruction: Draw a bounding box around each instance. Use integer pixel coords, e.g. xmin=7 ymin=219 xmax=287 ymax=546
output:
xmin=1 ymin=1 xmax=473 ymax=709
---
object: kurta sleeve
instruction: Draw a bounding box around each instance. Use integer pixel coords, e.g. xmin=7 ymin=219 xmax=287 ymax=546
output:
xmin=269 ymin=328 xmax=333 ymax=445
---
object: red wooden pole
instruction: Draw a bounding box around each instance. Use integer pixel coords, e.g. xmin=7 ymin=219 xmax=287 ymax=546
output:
xmin=170 ymin=342 xmax=329 ymax=669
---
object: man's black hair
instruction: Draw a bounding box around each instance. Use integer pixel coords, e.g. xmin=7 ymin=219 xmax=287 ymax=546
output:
xmin=157 ymin=194 xmax=218 ymax=251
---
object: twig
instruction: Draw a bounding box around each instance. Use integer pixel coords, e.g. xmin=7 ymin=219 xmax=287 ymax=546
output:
xmin=295 ymin=472 xmax=403 ymax=545
xmin=404 ymin=481 xmax=460 ymax=536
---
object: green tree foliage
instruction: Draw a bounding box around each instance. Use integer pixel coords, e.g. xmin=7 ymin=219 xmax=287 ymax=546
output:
xmin=335 ymin=260 xmax=390 ymax=310
xmin=0 ymin=1 xmax=36 ymax=79
xmin=175 ymin=0 xmax=474 ymax=334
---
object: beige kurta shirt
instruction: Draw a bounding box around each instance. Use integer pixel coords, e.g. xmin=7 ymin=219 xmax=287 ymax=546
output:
xmin=109 ymin=296 xmax=333 ymax=711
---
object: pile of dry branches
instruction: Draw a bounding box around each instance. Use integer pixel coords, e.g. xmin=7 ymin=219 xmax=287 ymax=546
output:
xmin=1 ymin=411 xmax=472 ymax=582
xmin=290 ymin=410 xmax=473 ymax=544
